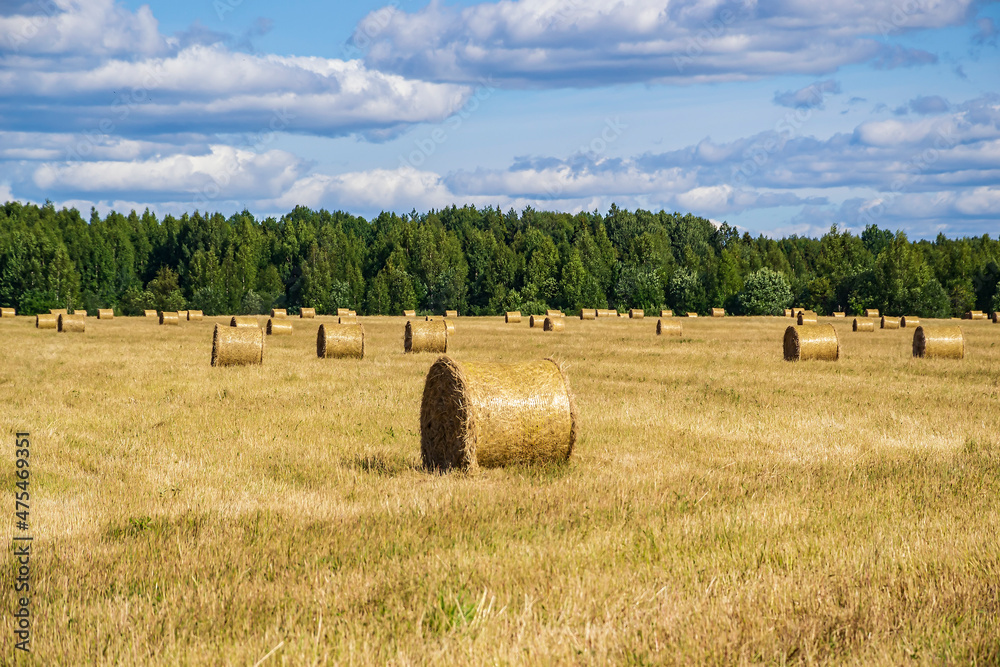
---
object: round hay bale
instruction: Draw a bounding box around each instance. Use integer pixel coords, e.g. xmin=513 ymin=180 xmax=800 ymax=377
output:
xmin=212 ymin=324 xmax=264 ymax=366
xmin=686 ymin=312 xmax=698 ymax=317
xmin=403 ymin=309 xmax=416 ymax=317
xmin=405 ymin=319 xmax=448 ymax=353
xmin=913 ymin=325 xmax=964 ymax=359
xmin=348 ymin=310 xmax=357 ymax=316
xmin=0 ymin=307 xmax=15 ymax=317
xmin=187 ymin=310 xmax=203 ymax=321
xmin=579 ymin=309 xmax=596 ymax=320
xmin=656 ymin=319 xmax=682 ymax=336
xmin=50 ymin=308 xmax=67 ymax=316
xmin=505 ymin=311 xmax=522 ymax=323
xmin=58 ymin=314 xmax=85 ymax=333
xmin=266 ymin=318 xmax=292 ymax=335
xmin=853 ymin=318 xmax=875 ymax=332
xmin=543 ymin=317 xmax=564 ymax=331
xmin=784 ymin=324 xmax=839 ymax=361
xmin=900 ymin=315 xmax=920 ymax=328
xmin=797 ymin=311 xmax=818 ymax=325
xmin=35 ymin=314 xmax=56 ymax=329
xmin=710 ymin=308 xmax=725 ymax=317
xmin=784 ymin=309 xmax=793 ymax=317
xmin=445 ymin=319 xmax=456 ymax=334
xmin=832 ymin=312 xmax=845 ymax=318
xmin=881 ymin=316 xmax=900 ymax=330
xmin=159 ymin=312 xmax=180 ymax=326
xmin=529 ymin=315 xmax=543 ymax=328
xmin=270 ymin=308 xmax=287 ymax=318
xmin=864 ymin=308 xmax=880 ymax=318
xmin=629 ymin=309 xmax=644 ymax=319
xmin=337 ymin=308 xmax=351 ymax=317
xmin=317 ymin=323 xmax=364 ymax=359
xmin=993 ymin=312 xmax=999 ymax=323
xmin=420 ymin=356 xmax=577 ymax=471
xmin=546 ymin=309 xmax=563 ymax=317
xmin=445 ymin=310 xmax=458 ymax=318
xmin=338 ymin=314 xmax=358 ymax=324
xmin=176 ymin=310 xmax=188 ymax=321
xmin=661 ymin=309 xmax=673 ymax=318
xmin=300 ymin=307 xmax=317 ymax=318
xmin=597 ymin=309 xmax=615 ymax=318
xmin=231 ymin=316 xmax=258 ymax=328
xmin=97 ymin=308 xmax=114 ymax=319
xmin=143 ymin=310 xmax=157 ymax=317
xmin=974 ymin=311 xmax=987 ymax=320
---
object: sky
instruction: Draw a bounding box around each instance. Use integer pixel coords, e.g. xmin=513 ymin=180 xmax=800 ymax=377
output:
xmin=1 ymin=0 xmax=998 ymax=239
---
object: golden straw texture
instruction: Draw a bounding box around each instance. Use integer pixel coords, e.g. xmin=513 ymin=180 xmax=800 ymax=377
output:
xmin=656 ymin=319 xmax=682 ymax=336
xmin=0 ymin=307 xmax=15 ymax=317
xmin=266 ymin=318 xmax=293 ymax=335
xmin=211 ymin=324 xmax=264 ymax=367
xmin=35 ymin=314 xmax=56 ymax=329
xmin=900 ymin=316 xmax=920 ymax=327
xmin=50 ymin=309 xmax=68 ymax=316
xmin=58 ymin=314 xmax=85 ymax=333
xmin=629 ymin=309 xmax=644 ymax=319
xmin=529 ymin=315 xmax=543 ymax=328
xmin=176 ymin=311 xmax=188 ymax=320
xmin=912 ymin=325 xmax=964 ymax=359
xmin=543 ymin=317 xmax=564 ymax=331
xmin=881 ymin=316 xmax=900 ymax=330
xmin=546 ymin=310 xmax=563 ymax=317
xmin=230 ymin=316 xmax=258 ymax=328
xmin=338 ymin=314 xmax=358 ymax=324
xmin=187 ymin=310 xmax=203 ymax=321
xmin=711 ymin=308 xmax=725 ymax=317
xmin=783 ymin=324 xmax=839 ymax=361
xmin=97 ymin=308 xmax=114 ymax=319
xmin=797 ymin=311 xmax=818 ymax=325
xmin=661 ymin=310 xmax=673 ymax=318
xmin=159 ymin=312 xmax=180 ymax=326
xmin=864 ymin=309 xmax=880 ymax=318
xmin=579 ymin=309 xmax=596 ymax=320
xmin=420 ymin=356 xmax=577 ymax=471
xmin=784 ymin=309 xmax=793 ymax=317
xmin=597 ymin=309 xmax=616 ymax=318
xmin=687 ymin=312 xmax=698 ymax=317
xmin=337 ymin=308 xmax=351 ymax=317
xmin=445 ymin=310 xmax=458 ymax=318
xmin=403 ymin=310 xmax=416 ymax=317
xmin=405 ymin=319 xmax=448 ymax=353
xmin=270 ymin=308 xmax=287 ymax=318
xmin=832 ymin=312 xmax=845 ymax=318
xmin=317 ymin=323 xmax=365 ymax=359
xmin=143 ymin=310 xmax=157 ymax=317
xmin=444 ymin=319 xmax=456 ymax=334
xmin=300 ymin=307 xmax=316 ymax=318
xmin=505 ymin=311 xmax=522 ymax=323
xmin=853 ymin=318 xmax=875 ymax=332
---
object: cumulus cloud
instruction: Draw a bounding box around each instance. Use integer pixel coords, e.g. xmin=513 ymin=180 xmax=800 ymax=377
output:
xmin=773 ymin=80 xmax=841 ymax=109
xmin=358 ymin=0 xmax=973 ymax=87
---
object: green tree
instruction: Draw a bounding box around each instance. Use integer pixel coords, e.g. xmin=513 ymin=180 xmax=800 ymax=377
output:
xmin=737 ymin=268 xmax=793 ymax=315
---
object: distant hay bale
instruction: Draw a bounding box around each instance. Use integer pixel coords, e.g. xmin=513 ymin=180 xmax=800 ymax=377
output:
xmin=0 ymin=307 xmax=15 ymax=317
xmin=338 ymin=314 xmax=358 ymax=324
xmin=529 ymin=315 xmax=542 ymax=328
xmin=211 ymin=324 xmax=264 ymax=367
xmin=444 ymin=319 xmax=456 ymax=334
xmin=300 ymin=307 xmax=316 ymax=318
xmin=505 ymin=311 xmax=522 ymax=323
xmin=337 ymin=308 xmax=351 ymax=316
xmin=579 ymin=309 xmax=596 ymax=320
xmin=266 ymin=318 xmax=292 ymax=335
xmin=143 ymin=310 xmax=157 ymax=317
xmin=546 ymin=309 xmax=563 ymax=317
xmin=176 ymin=310 xmax=188 ymax=320
xmin=270 ymin=308 xmax=287 ymax=318
xmin=597 ymin=309 xmax=616 ymax=318
xmin=711 ymin=308 xmax=725 ymax=317
xmin=231 ymin=316 xmax=258 ymax=328
xmin=35 ymin=314 xmax=56 ymax=329
xmin=797 ymin=311 xmax=818 ymax=325
xmin=881 ymin=316 xmax=900 ymax=330
xmin=853 ymin=318 xmax=875 ymax=332
xmin=403 ymin=310 xmax=416 ymax=317
xmin=832 ymin=312 xmax=845 ymax=318
xmin=187 ymin=310 xmax=203 ymax=321
xmin=993 ymin=312 xmax=999 ymax=323
xmin=97 ymin=308 xmax=114 ymax=319
xmin=317 ymin=323 xmax=364 ymax=359
xmin=661 ymin=309 xmax=673 ymax=318
xmin=58 ymin=314 xmax=85 ymax=333
xmin=900 ymin=315 xmax=920 ymax=327
xmin=784 ymin=309 xmax=793 ymax=317
xmin=686 ymin=312 xmax=698 ymax=317
xmin=405 ymin=319 xmax=448 ymax=353
xmin=966 ymin=310 xmax=986 ymax=320
xmin=445 ymin=310 xmax=458 ymax=318
xmin=629 ymin=309 xmax=644 ymax=319
xmin=349 ymin=310 xmax=357 ymax=316
xmin=420 ymin=355 xmax=577 ymax=471
xmin=912 ymin=325 xmax=964 ymax=359
xmin=543 ymin=317 xmax=564 ymax=331
xmin=50 ymin=308 xmax=67 ymax=316
xmin=160 ymin=312 xmax=179 ymax=325
xmin=864 ymin=308 xmax=880 ymax=318
xmin=656 ymin=319 xmax=682 ymax=336
xmin=784 ymin=324 xmax=839 ymax=361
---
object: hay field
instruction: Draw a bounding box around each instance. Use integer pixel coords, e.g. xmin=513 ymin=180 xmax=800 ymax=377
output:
xmin=2 ymin=315 xmax=999 ymax=665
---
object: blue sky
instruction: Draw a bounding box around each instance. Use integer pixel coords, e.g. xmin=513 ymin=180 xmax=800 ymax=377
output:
xmin=1 ymin=0 xmax=998 ymax=238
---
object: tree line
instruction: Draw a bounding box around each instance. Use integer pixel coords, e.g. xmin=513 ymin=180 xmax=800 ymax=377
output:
xmin=1 ymin=200 xmax=998 ymax=318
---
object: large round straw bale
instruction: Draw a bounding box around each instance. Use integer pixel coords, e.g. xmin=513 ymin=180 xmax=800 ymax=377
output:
xmin=596 ymin=309 xmax=613 ymax=317
xmin=853 ymin=318 xmax=875 ymax=332
xmin=212 ymin=324 xmax=264 ymax=366
xmin=143 ymin=309 xmax=157 ymax=317
xmin=629 ymin=309 xmax=644 ymax=319
xmin=784 ymin=324 xmax=839 ymax=361
xmin=661 ymin=309 xmax=673 ymax=318
xmin=36 ymin=314 xmax=56 ymax=329
xmin=864 ymin=308 xmax=880 ymax=318
xmin=505 ymin=311 xmax=522 ymax=323
xmin=974 ymin=311 xmax=986 ymax=320
xmin=881 ymin=316 xmax=900 ymax=330
xmin=300 ymin=307 xmax=316 ymax=318
xmin=784 ymin=309 xmax=793 ymax=317
xmin=546 ymin=309 xmax=563 ymax=317
xmin=405 ymin=319 xmax=448 ymax=353
xmin=337 ymin=308 xmax=351 ymax=317
xmin=832 ymin=312 xmax=845 ymax=318
xmin=529 ymin=315 xmax=543 ymax=328
xmin=900 ymin=315 xmax=920 ymax=327
xmin=420 ymin=356 xmax=577 ymax=471
xmin=97 ymin=308 xmax=114 ymax=319
xmin=444 ymin=319 xmax=456 ymax=334
xmin=0 ymin=307 xmax=15 ymax=317
xmin=912 ymin=325 xmax=964 ymax=359
xmin=403 ymin=309 xmax=416 ymax=317
xmin=187 ymin=310 xmax=203 ymax=321
xmin=58 ymin=314 xmax=85 ymax=333
xmin=338 ymin=314 xmax=358 ymax=324
xmin=657 ymin=319 xmax=682 ymax=336
xmin=687 ymin=312 xmax=698 ymax=317
xmin=266 ymin=318 xmax=292 ymax=335
xmin=50 ymin=308 xmax=67 ymax=316
xmin=543 ymin=317 xmax=564 ymax=331
xmin=231 ymin=316 xmax=258 ymax=328
xmin=317 ymin=322 xmax=364 ymax=359
xmin=445 ymin=310 xmax=459 ymax=318
xmin=797 ymin=311 xmax=818 ymax=325
xmin=159 ymin=312 xmax=179 ymax=325
xmin=711 ymin=308 xmax=725 ymax=317
xmin=270 ymin=308 xmax=287 ymax=318
xmin=176 ymin=310 xmax=188 ymax=320
xmin=579 ymin=309 xmax=596 ymax=320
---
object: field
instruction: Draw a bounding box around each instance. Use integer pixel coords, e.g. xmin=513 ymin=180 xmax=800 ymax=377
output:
xmin=2 ymin=313 xmax=999 ymax=665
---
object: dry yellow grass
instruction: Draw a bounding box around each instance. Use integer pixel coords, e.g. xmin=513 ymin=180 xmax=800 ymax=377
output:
xmin=0 ymin=315 xmax=998 ymax=665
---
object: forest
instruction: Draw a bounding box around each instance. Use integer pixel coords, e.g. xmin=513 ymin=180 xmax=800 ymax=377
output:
xmin=1 ymin=200 xmax=998 ymax=318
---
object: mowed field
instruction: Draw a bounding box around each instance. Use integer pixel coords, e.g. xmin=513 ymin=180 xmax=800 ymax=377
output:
xmin=2 ymin=314 xmax=999 ymax=665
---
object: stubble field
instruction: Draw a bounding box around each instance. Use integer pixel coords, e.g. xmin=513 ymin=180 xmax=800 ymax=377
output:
xmin=2 ymin=313 xmax=999 ymax=665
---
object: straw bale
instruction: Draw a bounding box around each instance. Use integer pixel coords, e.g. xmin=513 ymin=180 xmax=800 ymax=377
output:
xmin=661 ymin=310 xmax=673 ymax=318
xmin=444 ymin=319 xmax=456 ymax=334
xmin=832 ymin=312 xmax=845 ymax=318
xmin=993 ymin=312 xmax=999 ymax=323
xmin=231 ymin=316 xmax=259 ymax=328
xmin=656 ymin=319 xmax=682 ymax=336
xmin=176 ymin=311 xmax=188 ymax=321
xmin=853 ymin=318 xmax=875 ymax=332
xmin=864 ymin=308 xmax=880 ymax=318
xmin=58 ymin=314 xmax=85 ymax=333
xmin=784 ymin=324 xmax=839 ymax=361
xmin=270 ymin=308 xmax=287 ymax=318
xmin=317 ymin=322 xmax=364 ymax=359
xmin=900 ymin=316 xmax=920 ymax=328
xmin=160 ymin=311 xmax=180 ymax=325
xmin=36 ymin=314 xmax=56 ymax=329
xmin=337 ymin=308 xmax=351 ymax=316
xmin=187 ymin=310 xmax=203 ymax=321
xmin=403 ymin=310 xmax=416 ymax=317
xmin=50 ymin=309 xmax=68 ymax=315
xmin=597 ymin=309 xmax=616 ymax=317
xmin=339 ymin=314 xmax=358 ymax=324
xmin=784 ymin=309 xmax=793 ymax=317
xmin=529 ymin=315 xmax=543 ymax=328
xmin=405 ymin=319 xmax=448 ymax=353
xmin=579 ymin=309 xmax=596 ymax=320
xmin=300 ymin=308 xmax=317 ymax=318
xmin=420 ymin=355 xmax=577 ymax=471
xmin=143 ymin=310 xmax=157 ymax=317
xmin=266 ymin=318 xmax=293 ymax=335
xmin=212 ymin=324 xmax=264 ymax=366
xmin=546 ymin=310 xmax=563 ymax=317
xmin=711 ymin=308 xmax=725 ymax=317
xmin=0 ymin=307 xmax=15 ymax=317
xmin=797 ymin=311 xmax=818 ymax=325
xmin=881 ymin=316 xmax=900 ymax=330
xmin=543 ymin=317 xmax=564 ymax=331
xmin=912 ymin=325 xmax=964 ymax=359
xmin=629 ymin=309 xmax=644 ymax=319
xmin=97 ymin=308 xmax=114 ymax=319
xmin=687 ymin=312 xmax=698 ymax=317
xmin=445 ymin=310 xmax=459 ymax=318
xmin=505 ymin=311 xmax=522 ymax=323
